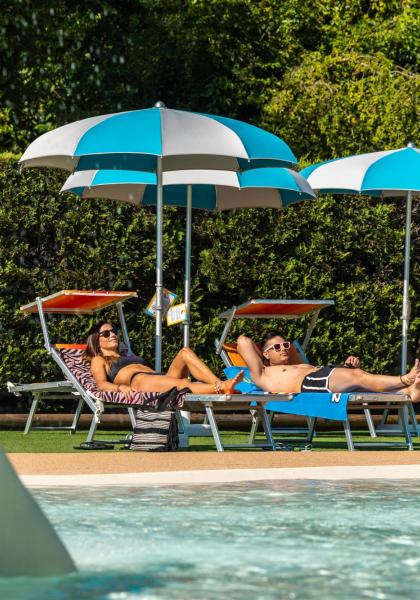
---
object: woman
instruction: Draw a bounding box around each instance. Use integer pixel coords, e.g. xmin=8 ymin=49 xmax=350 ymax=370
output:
xmin=85 ymin=321 xmax=243 ymax=395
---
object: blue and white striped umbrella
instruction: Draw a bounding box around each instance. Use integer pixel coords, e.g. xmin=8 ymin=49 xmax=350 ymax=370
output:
xmin=20 ymin=103 xmax=297 ymax=370
xmin=301 ymin=143 xmax=420 ymax=371
xmin=19 ymin=104 xmax=297 ymax=173
xmin=61 ymin=167 xmax=315 ymax=345
xmin=60 ymin=167 xmax=314 ymax=210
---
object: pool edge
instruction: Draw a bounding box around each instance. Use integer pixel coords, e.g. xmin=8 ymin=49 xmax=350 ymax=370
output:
xmin=21 ymin=464 xmax=420 ymax=487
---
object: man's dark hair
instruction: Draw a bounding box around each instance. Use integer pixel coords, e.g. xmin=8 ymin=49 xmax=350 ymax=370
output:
xmin=260 ymin=331 xmax=283 ymax=351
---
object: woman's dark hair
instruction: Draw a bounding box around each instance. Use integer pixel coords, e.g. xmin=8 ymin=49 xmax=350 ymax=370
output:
xmin=84 ymin=321 xmax=114 ymax=362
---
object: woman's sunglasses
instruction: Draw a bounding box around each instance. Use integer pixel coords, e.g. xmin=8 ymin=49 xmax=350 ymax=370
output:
xmin=264 ymin=341 xmax=291 ymax=352
xmin=99 ymin=328 xmax=118 ymax=338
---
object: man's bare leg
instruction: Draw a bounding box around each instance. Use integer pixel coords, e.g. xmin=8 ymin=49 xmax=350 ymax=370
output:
xmin=237 ymin=335 xmax=267 ymax=388
xmin=407 ymin=364 xmax=420 ymax=402
xmin=166 ymin=348 xmax=219 ymax=383
xmin=329 ymin=360 xmax=420 ymax=393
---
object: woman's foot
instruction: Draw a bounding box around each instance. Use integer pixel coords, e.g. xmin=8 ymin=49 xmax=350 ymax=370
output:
xmin=409 ymin=372 xmax=420 ymax=402
xmin=408 ymin=361 xmax=420 ymax=402
xmin=216 ymin=370 xmax=244 ymax=394
xmin=402 ymin=358 xmax=420 ymax=386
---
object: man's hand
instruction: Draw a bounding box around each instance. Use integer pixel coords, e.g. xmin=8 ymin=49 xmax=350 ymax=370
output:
xmin=344 ymin=355 xmax=360 ymax=368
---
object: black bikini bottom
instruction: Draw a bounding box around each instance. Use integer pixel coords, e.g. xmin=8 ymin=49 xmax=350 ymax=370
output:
xmin=130 ymin=371 xmax=166 ymax=386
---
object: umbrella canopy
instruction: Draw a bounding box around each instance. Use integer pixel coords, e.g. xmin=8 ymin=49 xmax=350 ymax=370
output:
xmin=301 ymin=143 xmax=420 ymax=371
xmin=301 ymin=145 xmax=420 ymax=195
xmin=20 ymin=102 xmax=297 ymax=370
xmin=19 ymin=104 xmax=297 ymax=173
xmin=60 ymin=167 xmax=314 ymax=209
xmin=61 ymin=168 xmax=315 ymax=345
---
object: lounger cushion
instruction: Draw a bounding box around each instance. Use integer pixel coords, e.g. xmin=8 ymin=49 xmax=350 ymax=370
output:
xmin=58 ymin=348 xmax=185 ymax=409
xmin=224 ymin=366 xmax=349 ymax=419
xmin=224 ymin=366 xmax=264 ymax=393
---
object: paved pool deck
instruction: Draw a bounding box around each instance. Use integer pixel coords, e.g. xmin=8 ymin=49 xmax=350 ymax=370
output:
xmin=8 ymin=451 xmax=420 ymax=486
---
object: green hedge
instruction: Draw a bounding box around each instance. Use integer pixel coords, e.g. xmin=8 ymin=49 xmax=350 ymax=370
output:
xmin=0 ymin=157 xmax=418 ymax=388
xmin=0 ymin=1 xmax=419 ymax=388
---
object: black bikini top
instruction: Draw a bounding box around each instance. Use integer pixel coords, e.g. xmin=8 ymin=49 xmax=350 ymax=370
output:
xmin=107 ymin=355 xmax=148 ymax=383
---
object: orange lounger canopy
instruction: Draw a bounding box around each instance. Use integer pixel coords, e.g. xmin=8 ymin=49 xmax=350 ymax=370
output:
xmin=219 ymin=299 xmax=334 ymax=320
xmin=20 ymin=290 xmax=138 ymax=315
xmin=216 ymin=298 xmax=335 ymax=356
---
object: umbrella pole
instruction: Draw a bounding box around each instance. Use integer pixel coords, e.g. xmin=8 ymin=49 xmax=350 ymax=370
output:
xmin=401 ymin=190 xmax=413 ymax=374
xmin=183 ymin=185 xmax=192 ymax=347
xmin=155 ymin=157 xmax=163 ymax=372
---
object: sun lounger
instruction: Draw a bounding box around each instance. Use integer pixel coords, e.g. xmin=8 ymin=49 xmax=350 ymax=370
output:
xmin=221 ymin=364 xmax=413 ymax=450
xmin=214 ymin=299 xmax=413 ymax=450
xmin=15 ymin=290 xmax=186 ymax=448
xmin=215 ymin=299 xmax=334 ymax=439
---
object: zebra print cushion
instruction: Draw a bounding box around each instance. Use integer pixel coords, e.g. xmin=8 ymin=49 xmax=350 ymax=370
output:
xmin=58 ymin=348 xmax=185 ymax=409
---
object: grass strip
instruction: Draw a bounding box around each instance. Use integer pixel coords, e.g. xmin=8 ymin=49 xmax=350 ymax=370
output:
xmin=0 ymin=429 xmax=418 ymax=453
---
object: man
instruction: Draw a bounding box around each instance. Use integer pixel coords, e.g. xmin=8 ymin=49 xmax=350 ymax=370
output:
xmin=236 ymin=332 xmax=420 ymax=401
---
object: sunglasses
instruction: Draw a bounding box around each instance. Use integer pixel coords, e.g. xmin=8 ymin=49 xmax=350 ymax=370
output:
xmin=264 ymin=341 xmax=291 ymax=352
xmin=99 ymin=328 xmax=118 ymax=338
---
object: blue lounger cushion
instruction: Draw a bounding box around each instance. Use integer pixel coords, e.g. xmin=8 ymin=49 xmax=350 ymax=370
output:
xmin=224 ymin=366 xmax=349 ymax=421
xmin=224 ymin=366 xmax=264 ymax=394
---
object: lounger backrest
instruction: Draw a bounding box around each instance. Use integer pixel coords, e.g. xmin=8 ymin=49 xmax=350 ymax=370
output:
xmin=223 ymin=341 xmax=305 ymax=367
xmin=55 ymin=346 xmax=101 ymax=394
xmin=54 ymin=345 xmax=185 ymax=409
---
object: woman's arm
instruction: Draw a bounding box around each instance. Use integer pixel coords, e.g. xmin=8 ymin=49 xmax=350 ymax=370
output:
xmin=90 ymin=356 xmax=126 ymax=392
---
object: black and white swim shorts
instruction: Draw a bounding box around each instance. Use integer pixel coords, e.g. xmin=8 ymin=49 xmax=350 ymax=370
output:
xmin=301 ymin=366 xmax=336 ymax=393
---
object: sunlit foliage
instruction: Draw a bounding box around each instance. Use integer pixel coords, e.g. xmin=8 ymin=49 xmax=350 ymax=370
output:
xmin=0 ymin=0 xmax=418 ymax=387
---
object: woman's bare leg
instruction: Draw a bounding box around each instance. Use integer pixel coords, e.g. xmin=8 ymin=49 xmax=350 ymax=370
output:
xmin=166 ymin=348 xmax=219 ymax=383
xmin=131 ymin=372 xmax=243 ymax=394
xmin=329 ymin=360 xmax=420 ymax=393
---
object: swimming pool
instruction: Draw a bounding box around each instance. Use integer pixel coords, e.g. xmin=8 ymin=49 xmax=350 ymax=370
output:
xmin=2 ymin=480 xmax=420 ymax=599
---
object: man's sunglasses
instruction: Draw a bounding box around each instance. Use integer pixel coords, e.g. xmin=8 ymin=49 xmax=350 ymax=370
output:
xmin=99 ymin=328 xmax=118 ymax=338
xmin=263 ymin=341 xmax=291 ymax=352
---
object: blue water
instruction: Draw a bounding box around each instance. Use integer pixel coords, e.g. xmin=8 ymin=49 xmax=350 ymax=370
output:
xmin=2 ymin=480 xmax=420 ymax=599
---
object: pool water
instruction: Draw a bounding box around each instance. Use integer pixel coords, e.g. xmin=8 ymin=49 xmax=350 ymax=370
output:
xmin=2 ymin=480 xmax=420 ymax=599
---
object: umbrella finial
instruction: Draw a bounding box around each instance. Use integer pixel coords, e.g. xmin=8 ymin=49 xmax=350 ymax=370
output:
xmin=407 ymin=141 xmax=416 ymax=149
xmin=154 ymin=101 xmax=166 ymax=108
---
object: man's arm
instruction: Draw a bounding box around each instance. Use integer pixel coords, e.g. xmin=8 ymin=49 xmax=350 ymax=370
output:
xmin=237 ymin=335 xmax=265 ymax=379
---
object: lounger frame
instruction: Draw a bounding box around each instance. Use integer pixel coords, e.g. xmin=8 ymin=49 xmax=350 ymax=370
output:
xmin=183 ymin=392 xmax=413 ymax=452
xmin=13 ymin=292 xmax=139 ymax=444
xmin=6 ymin=380 xmax=81 ymax=434
xmin=183 ymin=393 xmax=294 ymax=451
xmin=248 ymin=392 xmax=413 ymax=451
